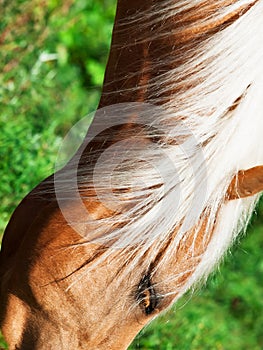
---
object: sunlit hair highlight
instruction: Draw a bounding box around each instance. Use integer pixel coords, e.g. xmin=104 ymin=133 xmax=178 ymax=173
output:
xmin=43 ymin=0 xmax=263 ymax=300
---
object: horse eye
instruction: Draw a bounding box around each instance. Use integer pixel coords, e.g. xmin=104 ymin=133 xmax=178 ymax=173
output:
xmin=136 ymin=273 xmax=159 ymax=315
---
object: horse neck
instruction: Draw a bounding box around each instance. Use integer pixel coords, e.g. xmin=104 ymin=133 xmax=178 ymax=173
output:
xmin=98 ymin=0 xmax=254 ymax=108
xmin=80 ymin=0 xmax=262 ymax=225
xmin=75 ymin=0 xmax=263 ymax=286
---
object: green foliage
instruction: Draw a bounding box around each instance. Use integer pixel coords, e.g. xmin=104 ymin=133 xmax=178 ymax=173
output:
xmin=0 ymin=332 xmax=8 ymax=350
xmin=1 ymin=1 xmax=263 ymax=349
xmin=0 ymin=0 xmax=116 ymax=235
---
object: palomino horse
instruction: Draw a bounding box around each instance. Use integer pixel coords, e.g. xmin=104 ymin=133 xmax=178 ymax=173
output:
xmin=1 ymin=0 xmax=263 ymax=349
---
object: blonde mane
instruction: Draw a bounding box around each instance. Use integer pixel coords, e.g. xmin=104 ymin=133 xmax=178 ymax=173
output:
xmin=47 ymin=0 xmax=263 ymax=300
xmin=2 ymin=2 xmax=263 ymax=349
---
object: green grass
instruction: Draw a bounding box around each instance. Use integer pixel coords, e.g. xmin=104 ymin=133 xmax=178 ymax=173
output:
xmin=1 ymin=1 xmax=263 ymax=349
xmin=0 ymin=0 xmax=116 ymax=236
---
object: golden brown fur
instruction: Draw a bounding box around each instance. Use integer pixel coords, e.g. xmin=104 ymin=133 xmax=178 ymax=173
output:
xmin=1 ymin=1 xmax=263 ymax=349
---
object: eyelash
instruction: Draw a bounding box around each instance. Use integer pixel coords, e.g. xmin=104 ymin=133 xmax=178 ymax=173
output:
xmin=136 ymin=273 xmax=159 ymax=315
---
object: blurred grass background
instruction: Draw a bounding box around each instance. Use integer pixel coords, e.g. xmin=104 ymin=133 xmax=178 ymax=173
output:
xmin=0 ymin=1 xmax=262 ymax=349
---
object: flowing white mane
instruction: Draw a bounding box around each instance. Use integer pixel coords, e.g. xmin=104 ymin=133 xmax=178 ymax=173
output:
xmin=50 ymin=0 xmax=263 ymax=298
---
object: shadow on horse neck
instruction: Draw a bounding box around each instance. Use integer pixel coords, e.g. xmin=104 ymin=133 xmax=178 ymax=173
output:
xmin=1 ymin=0 xmax=263 ymax=349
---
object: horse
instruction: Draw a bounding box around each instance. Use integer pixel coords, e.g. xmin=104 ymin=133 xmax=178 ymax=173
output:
xmin=1 ymin=0 xmax=263 ymax=349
